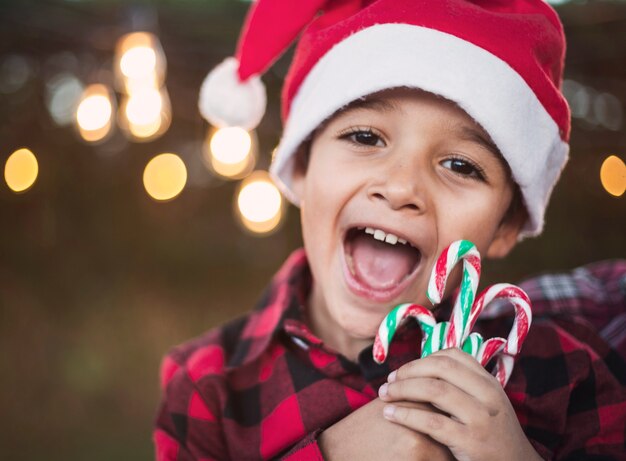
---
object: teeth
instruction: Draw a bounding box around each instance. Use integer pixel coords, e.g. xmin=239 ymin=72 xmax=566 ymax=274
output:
xmin=385 ymin=233 xmax=398 ymax=244
xmin=360 ymin=226 xmax=410 ymax=246
xmin=373 ymin=229 xmax=386 ymax=241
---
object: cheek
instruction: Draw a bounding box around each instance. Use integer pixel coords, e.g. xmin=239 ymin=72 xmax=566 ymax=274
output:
xmin=435 ymin=196 xmax=510 ymax=257
xmin=303 ymin=157 xmax=361 ymax=218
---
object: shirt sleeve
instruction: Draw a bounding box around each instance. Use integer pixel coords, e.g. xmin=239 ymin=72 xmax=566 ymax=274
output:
xmin=153 ymin=353 xmax=229 ymax=461
xmin=554 ymin=323 xmax=626 ymax=460
xmin=276 ymin=430 xmax=325 ymax=461
xmin=511 ymin=320 xmax=626 ymax=460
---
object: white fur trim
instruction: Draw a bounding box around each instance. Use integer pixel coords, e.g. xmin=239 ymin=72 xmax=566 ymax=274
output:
xmin=198 ymin=57 xmax=267 ymax=130
xmin=269 ymin=24 xmax=569 ymax=237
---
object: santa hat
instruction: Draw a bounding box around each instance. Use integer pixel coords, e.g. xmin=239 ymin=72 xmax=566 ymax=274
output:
xmin=198 ymin=0 xmax=571 ymax=238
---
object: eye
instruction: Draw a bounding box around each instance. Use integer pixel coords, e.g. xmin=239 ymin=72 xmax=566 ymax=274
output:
xmin=441 ymin=157 xmax=486 ymax=181
xmin=339 ymin=128 xmax=385 ymax=147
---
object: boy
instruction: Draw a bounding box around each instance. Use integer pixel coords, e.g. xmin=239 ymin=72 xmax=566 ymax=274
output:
xmin=155 ymin=0 xmax=626 ymax=459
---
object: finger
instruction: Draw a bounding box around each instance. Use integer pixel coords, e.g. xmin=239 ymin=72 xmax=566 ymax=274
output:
xmin=432 ymin=347 xmax=492 ymax=375
xmin=383 ymin=403 xmax=467 ymax=448
xmin=379 ymin=377 xmax=487 ymax=425
xmin=390 ymin=348 xmax=503 ymax=406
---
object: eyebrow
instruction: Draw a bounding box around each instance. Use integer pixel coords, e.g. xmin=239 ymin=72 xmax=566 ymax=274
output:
xmin=341 ymin=97 xmax=399 ymax=114
xmin=455 ymin=125 xmax=504 ymax=163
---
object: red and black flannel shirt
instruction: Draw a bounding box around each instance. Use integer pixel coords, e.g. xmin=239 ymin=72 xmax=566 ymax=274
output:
xmin=154 ymin=250 xmax=626 ymax=460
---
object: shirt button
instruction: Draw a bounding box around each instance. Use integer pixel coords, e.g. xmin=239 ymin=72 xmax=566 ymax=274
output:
xmin=291 ymin=336 xmax=310 ymax=350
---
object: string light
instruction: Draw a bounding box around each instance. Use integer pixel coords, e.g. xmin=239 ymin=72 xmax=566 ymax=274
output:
xmin=4 ymin=147 xmax=38 ymax=193
xmin=236 ymin=171 xmax=284 ymax=235
xmin=46 ymin=73 xmax=84 ymax=126
xmin=118 ymin=87 xmax=171 ymax=142
xmin=76 ymin=84 xmax=114 ymax=142
xmin=115 ymin=31 xmax=170 ymax=142
xmin=600 ymin=155 xmax=626 ymax=197
xmin=204 ymin=127 xmax=255 ymax=179
xmin=125 ymin=87 xmax=162 ymax=126
xmin=115 ymin=32 xmax=166 ymax=93
xmin=120 ymin=46 xmax=157 ymax=81
xmin=143 ymin=153 xmax=187 ymax=201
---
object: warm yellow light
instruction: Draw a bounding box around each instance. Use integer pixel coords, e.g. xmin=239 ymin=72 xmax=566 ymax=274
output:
xmin=143 ymin=153 xmax=187 ymax=201
xmin=209 ymin=152 xmax=255 ymax=179
xmin=125 ymin=87 xmax=162 ymax=126
xmin=236 ymin=171 xmax=283 ymax=235
xmin=205 ymin=127 xmax=255 ymax=179
xmin=210 ymin=127 xmax=252 ymax=164
xmin=4 ymin=148 xmax=38 ymax=193
xmin=120 ymin=46 xmax=156 ymax=80
xmin=119 ymin=88 xmax=171 ymax=142
xmin=124 ymin=74 xmax=160 ymax=94
xmin=76 ymin=85 xmax=112 ymax=131
xmin=117 ymin=31 xmax=155 ymax=52
xmin=129 ymin=115 xmax=162 ymax=139
xmin=600 ymin=155 xmax=626 ymax=197
xmin=76 ymin=84 xmax=113 ymax=142
xmin=79 ymin=124 xmax=112 ymax=143
xmin=115 ymin=32 xmax=165 ymax=92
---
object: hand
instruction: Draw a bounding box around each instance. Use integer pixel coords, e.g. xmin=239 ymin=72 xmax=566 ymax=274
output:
xmin=319 ymin=398 xmax=454 ymax=461
xmin=378 ymin=348 xmax=542 ymax=461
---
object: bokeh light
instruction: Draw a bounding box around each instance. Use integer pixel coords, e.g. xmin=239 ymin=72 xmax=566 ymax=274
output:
xmin=120 ymin=46 xmax=157 ymax=81
xmin=600 ymin=155 xmax=626 ymax=197
xmin=125 ymin=87 xmax=162 ymax=126
xmin=4 ymin=147 xmax=38 ymax=193
xmin=143 ymin=153 xmax=187 ymax=201
xmin=236 ymin=171 xmax=284 ymax=235
xmin=0 ymin=54 xmax=33 ymax=94
xmin=205 ymin=127 xmax=255 ymax=179
xmin=210 ymin=127 xmax=251 ymax=164
xmin=115 ymin=31 xmax=170 ymax=142
xmin=46 ymin=73 xmax=84 ymax=126
xmin=76 ymin=84 xmax=114 ymax=142
xmin=115 ymin=32 xmax=165 ymax=92
xmin=593 ymin=93 xmax=623 ymax=131
xmin=119 ymin=87 xmax=171 ymax=142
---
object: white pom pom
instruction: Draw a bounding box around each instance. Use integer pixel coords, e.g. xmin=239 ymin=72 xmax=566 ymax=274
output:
xmin=198 ymin=57 xmax=267 ymax=130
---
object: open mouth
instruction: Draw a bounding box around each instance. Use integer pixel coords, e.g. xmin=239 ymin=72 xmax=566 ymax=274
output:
xmin=342 ymin=226 xmax=422 ymax=302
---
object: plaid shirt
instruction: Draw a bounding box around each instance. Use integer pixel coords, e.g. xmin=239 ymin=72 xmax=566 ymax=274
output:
xmin=154 ymin=250 xmax=626 ymax=460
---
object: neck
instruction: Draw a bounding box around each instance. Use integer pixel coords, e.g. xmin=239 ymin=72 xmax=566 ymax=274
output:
xmin=306 ymin=285 xmax=373 ymax=362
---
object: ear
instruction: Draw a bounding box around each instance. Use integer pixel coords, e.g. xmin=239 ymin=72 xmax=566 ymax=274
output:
xmin=485 ymin=205 xmax=527 ymax=259
xmin=290 ymin=143 xmax=309 ymax=201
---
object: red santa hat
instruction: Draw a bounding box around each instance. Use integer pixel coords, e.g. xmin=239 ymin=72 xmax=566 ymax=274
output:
xmin=198 ymin=0 xmax=571 ymax=238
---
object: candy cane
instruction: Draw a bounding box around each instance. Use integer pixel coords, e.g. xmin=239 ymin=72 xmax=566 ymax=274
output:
xmin=373 ymin=303 xmax=436 ymax=364
xmin=420 ymin=321 xmax=450 ymax=357
xmin=425 ymin=240 xmax=481 ymax=350
xmin=376 ymin=240 xmax=479 ymax=361
xmin=462 ymin=331 xmax=484 ymax=357
xmin=473 ymin=284 xmax=532 ymax=386
xmin=373 ymin=241 xmax=532 ymax=388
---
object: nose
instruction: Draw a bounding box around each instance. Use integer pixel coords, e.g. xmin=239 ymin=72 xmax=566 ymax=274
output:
xmin=367 ymin=160 xmax=427 ymax=213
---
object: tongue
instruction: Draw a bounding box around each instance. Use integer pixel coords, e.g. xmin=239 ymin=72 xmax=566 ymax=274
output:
xmin=350 ymin=233 xmax=418 ymax=290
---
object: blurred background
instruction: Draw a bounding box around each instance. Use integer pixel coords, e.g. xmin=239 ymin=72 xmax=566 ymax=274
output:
xmin=0 ymin=0 xmax=624 ymax=459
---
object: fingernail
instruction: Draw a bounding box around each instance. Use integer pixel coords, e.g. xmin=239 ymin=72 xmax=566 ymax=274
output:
xmin=378 ymin=383 xmax=388 ymax=398
xmin=383 ymin=404 xmax=396 ymax=420
xmin=387 ymin=370 xmax=397 ymax=382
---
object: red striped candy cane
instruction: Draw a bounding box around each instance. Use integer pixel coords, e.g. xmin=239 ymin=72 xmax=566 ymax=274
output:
xmin=373 ymin=303 xmax=436 ymax=364
xmin=425 ymin=240 xmax=481 ymax=350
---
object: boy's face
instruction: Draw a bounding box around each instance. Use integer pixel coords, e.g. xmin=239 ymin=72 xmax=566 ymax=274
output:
xmin=292 ymin=88 xmax=524 ymax=340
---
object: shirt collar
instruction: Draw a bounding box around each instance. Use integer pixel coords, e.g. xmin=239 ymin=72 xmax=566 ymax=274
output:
xmin=226 ymin=248 xmax=310 ymax=369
